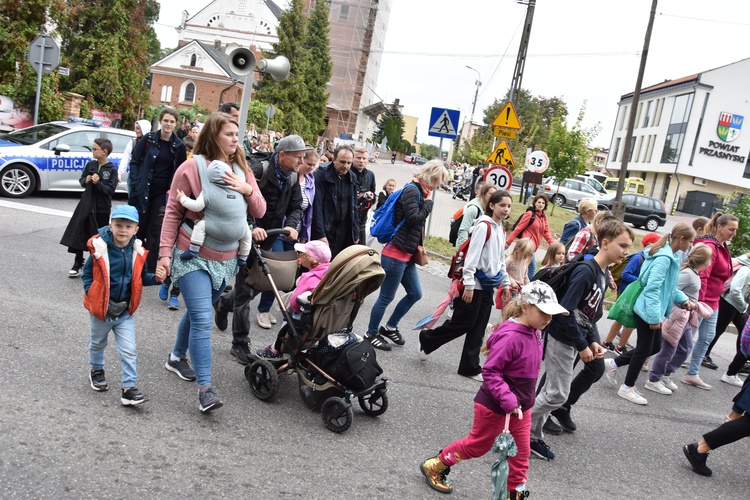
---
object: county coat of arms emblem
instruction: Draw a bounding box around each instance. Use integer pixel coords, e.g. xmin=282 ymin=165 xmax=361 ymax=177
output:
xmin=718 ymin=112 xmax=743 ymax=142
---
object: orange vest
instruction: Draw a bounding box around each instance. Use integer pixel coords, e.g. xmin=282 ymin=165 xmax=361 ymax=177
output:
xmin=83 ymin=235 xmax=147 ymax=321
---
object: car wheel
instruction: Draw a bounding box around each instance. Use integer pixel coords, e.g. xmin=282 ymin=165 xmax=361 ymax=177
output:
xmin=645 ymin=217 xmax=659 ymax=232
xmin=552 ymin=194 xmax=565 ymax=207
xmin=0 ymin=164 xmax=37 ymax=198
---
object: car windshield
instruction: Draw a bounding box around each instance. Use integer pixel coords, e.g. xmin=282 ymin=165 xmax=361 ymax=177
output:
xmin=1 ymin=123 xmax=69 ymax=145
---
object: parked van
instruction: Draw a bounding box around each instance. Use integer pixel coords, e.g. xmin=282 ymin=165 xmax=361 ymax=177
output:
xmin=582 ymin=171 xmax=608 ymax=185
xmin=604 ymin=177 xmax=647 ymax=195
xmin=576 ymin=175 xmax=609 ymax=196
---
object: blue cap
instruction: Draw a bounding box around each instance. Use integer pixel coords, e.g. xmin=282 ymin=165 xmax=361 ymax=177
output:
xmin=110 ymin=205 xmax=139 ymax=223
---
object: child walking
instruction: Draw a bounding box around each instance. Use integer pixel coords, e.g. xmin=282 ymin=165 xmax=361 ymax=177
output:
xmin=646 ymin=243 xmax=712 ymax=395
xmin=419 ymin=281 xmax=569 ymax=497
xmin=418 ymin=190 xmax=513 ymax=380
xmin=83 ymin=205 xmax=165 ymax=405
xmin=506 ymin=238 xmax=535 ymax=295
xmin=539 ymin=242 xmax=565 ymax=270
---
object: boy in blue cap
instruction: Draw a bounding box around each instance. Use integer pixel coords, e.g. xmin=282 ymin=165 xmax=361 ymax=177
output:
xmin=83 ymin=205 xmax=165 ymax=405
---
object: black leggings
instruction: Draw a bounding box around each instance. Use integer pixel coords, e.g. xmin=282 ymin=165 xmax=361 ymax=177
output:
xmin=615 ymin=313 xmax=662 ymax=387
xmin=703 ymin=413 xmax=750 ymax=450
xmin=706 ymin=296 xmax=747 ymax=358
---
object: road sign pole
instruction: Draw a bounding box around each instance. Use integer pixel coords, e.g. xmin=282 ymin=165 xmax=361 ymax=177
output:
xmin=426 ymin=137 xmax=444 ymax=238
xmin=33 ymin=38 xmax=46 ymax=126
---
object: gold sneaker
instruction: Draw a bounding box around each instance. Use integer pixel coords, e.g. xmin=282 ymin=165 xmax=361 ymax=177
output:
xmin=420 ymin=457 xmax=453 ymax=494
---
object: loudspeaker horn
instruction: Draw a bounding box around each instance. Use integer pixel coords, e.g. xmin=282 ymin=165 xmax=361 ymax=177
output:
xmin=227 ymin=47 xmax=256 ymax=77
xmin=258 ymin=56 xmax=290 ymax=82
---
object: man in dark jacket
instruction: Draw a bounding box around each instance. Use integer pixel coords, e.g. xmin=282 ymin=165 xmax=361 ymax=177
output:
xmin=215 ymin=134 xmax=307 ymax=365
xmin=312 ymin=146 xmax=359 ymax=257
xmin=352 ymin=146 xmax=376 ymax=245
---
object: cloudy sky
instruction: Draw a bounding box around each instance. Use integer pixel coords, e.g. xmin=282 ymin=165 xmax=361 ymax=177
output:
xmin=155 ymin=0 xmax=750 ymax=148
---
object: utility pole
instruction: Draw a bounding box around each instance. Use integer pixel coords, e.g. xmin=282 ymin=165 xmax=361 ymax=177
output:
xmin=508 ymin=0 xmax=536 ymax=106
xmin=613 ymin=0 xmax=658 ymax=220
xmin=465 ymin=65 xmax=481 ymax=141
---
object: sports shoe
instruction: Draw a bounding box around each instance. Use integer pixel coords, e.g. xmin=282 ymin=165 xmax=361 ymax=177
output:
xmin=641 ymin=360 xmax=649 ymax=372
xmin=605 ymin=358 xmax=618 ymax=385
xmin=550 ymin=407 xmax=577 ymax=432
xmin=603 ymin=341 xmax=617 ymax=353
xmin=417 ymin=332 xmax=429 ymax=362
xmin=89 ymin=369 xmax=108 ymax=391
xmin=683 ymin=443 xmax=712 ymax=476
xmin=681 ymin=374 xmax=712 ymax=390
xmin=168 ymin=295 xmax=179 ymax=310
xmin=213 ymin=301 xmax=228 ymax=331
xmin=256 ymin=344 xmax=283 ymax=361
xmin=165 ymin=356 xmax=196 ymax=381
xmin=69 ymin=263 xmax=84 ymax=278
xmin=462 ymin=373 xmax=483 ymax=382
xmin=419 ymin=457 xmax=452 ymax=494
xmin=661 ymin=376 xmax=678 ymax=391
xmin=198 ymin=386 xmax=223 ymax=413
xmin=618 ymin=385 xmax=648 ymax=405
xmin=230 ymin=343 xmax=252 ymax=365
xmin=739 ymin=361 xmax=750 ymax=375
xmin=721 ymin=373 xmax=743 ymax=387
xmin=543 ymin=417 xmax=563 ymax=435
xmin=616 ymin=345 xmax=629 ymax=355
xmin=366 ymin=333 xmax=391 ymax=351
xmin=257 ymin=312 xmax=272 ymax=329
xmin=158 ymin=282 xmax=169 ymax=301
xmin=530 ymin=440 xmax=555 ymax=460
xmin=121 ymin=387 xmax=148 ymax=406
xmin=644 ymin=379 xmax=673 ymax=395
xmin=701 ymin=355 xmax=719 ymax=370
xmin=508 ymin=491 xmax=530 ymax=500
xmin=379 ymin=325 xmax=405 ymax=346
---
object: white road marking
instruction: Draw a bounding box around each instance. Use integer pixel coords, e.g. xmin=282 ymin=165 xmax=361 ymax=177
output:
xmin=0 ymin=199 xmax=72 ymax=218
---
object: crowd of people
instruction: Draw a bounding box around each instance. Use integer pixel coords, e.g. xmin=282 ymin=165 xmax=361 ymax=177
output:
xmin=62 ymin=104 xmax=750 ymax=497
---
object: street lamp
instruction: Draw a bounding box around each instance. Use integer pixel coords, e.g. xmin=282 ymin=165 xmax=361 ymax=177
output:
xmin=465 ymin=65 xmax=482 ymax=141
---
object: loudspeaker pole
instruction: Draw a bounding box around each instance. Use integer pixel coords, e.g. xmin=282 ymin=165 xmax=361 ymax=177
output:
xmin=238 ymin=73 xmax=255 ymax=137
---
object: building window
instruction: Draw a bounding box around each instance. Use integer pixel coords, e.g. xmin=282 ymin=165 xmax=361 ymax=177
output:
xmin=160 ymin=85 xmax=173 ymax=102
xmin=612 ymin=137 xmax=621 ymax=162
xmin=635 ymin=102 xmax=643 ymax=129
xmin=633 ymin=136 xmax=643 ymax=162
xmin=619 ymin=105 xmax=628 ymax=130
xmin=645 ymin=135 xmax=656 ymax=162
xmin=190 ymin=54 xmax=197 ymax=67
xmin=642 ymin=100 xmax=652 ymax=127
xmin=660 ymin=93 xmax=694 ymax=164
xmin=339 ymin=5 xmax=349 ymax=21
xmin=183 ymin=82 xmax=195 ymax=103
xmin=654 ymin=98 xmax=664 ymax=126
xmin=628 ymin=136 xmax=636 ymax=162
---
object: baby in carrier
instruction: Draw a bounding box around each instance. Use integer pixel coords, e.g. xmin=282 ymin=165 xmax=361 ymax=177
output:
xmin=176 ymin=160 xmax=253 ymax=267
xmin=255 ymin=241 xmax=332 ymax=360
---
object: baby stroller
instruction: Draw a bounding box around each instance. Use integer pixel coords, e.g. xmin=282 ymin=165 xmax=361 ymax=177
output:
xmin=244 ymin=233 xmax=388 ymax=433
xmin=452 ymin=176 xmax=472 ymax=200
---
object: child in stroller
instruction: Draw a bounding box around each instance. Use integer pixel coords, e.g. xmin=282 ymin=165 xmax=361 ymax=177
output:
xmin=255 ymin=240 xmax=331 ymax=360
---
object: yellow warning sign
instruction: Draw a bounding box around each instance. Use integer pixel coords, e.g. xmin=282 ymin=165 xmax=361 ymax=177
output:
xmin=493 ymin=128 xmax=517 ymax=139
xmin=485 ymin=139 xmax=515 ymax=167
xmin=491 ymin=101 xmax=521 ymax=130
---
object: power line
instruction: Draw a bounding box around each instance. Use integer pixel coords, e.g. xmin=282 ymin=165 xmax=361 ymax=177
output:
xmin=658 ymin=13 xmax=750 ymax=26
xmin=373 ymin=49 xmax=638 ymax=59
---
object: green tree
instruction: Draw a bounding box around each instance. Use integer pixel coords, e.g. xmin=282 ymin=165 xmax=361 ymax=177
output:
xmin=301 ymin=0 xmax=332 ymax=140
xmin=254 ymin=0 xmax=310 ymax=139
xmin=420 ymin=143 xmax=439 ymax=159
xmin=52 ymin=0 xmax=160 ymax=125
xmin=544 ymin=102 xmax=601 ymax=214
xmin=725 ymin=193 xmax=750 ymax=256
xmin=373 ymin=102 xmax=405 ymax=153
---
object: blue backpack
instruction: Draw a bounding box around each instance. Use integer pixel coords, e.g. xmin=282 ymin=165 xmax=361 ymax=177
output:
xmin=369 ymin=184 xmax=420 ymax=244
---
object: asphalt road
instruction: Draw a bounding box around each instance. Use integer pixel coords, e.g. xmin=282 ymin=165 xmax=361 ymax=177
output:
xmin=1 ymin=190 xmax=748 ymax=499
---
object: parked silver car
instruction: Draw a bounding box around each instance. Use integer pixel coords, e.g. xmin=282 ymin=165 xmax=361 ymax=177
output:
xmin=541 ymin=177 xmax=614 ymax=209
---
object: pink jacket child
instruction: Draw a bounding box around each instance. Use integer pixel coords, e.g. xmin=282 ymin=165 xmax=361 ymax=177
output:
xmin=255 ymin=241 xmax=332 ymax=360
xmin=420 ymin=281 xmax=568 ymax=497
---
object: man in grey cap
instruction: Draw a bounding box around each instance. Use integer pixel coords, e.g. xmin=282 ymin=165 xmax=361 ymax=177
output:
xmin=215 ymin=134 xmax=307 ymax=365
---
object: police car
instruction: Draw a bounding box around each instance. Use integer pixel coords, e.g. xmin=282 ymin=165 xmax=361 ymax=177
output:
xmin=0 ymin=117 xmax=135 ymax=198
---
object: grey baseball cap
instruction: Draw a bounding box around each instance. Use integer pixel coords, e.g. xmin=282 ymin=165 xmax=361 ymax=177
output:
xmin=276 ymin=134 xmax=312 ymax=153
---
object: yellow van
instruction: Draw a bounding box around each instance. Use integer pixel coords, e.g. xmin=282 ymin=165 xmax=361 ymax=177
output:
xmin=604 ymin=177 xmax=646 ymax=195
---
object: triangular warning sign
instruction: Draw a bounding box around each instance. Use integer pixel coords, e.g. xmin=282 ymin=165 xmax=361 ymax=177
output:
xmin=429 ymin=110 xmax=456 ymax=135
xmin=485 ymin=139 xmax=515 ymax=167
xmin=491 ymin=102 xmax=521 ymax=130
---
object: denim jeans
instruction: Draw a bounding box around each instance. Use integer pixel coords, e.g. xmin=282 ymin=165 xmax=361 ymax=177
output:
xmin=89 ymin=311 xmax=137 ymax=387
xmin=258 ymin=237 xmax=294 ymax=313
xmin=527 ymin=257 xmax=537 ymax=281
xmin=367 ymin=255 xmax=422 ymax=335
xmin=688 ymin=308 xmax=719 ymax=376
xmin=172 ymin=269 xmax=227 ymax=387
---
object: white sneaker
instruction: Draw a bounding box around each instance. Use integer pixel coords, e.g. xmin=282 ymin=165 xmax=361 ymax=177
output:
xmin=661 ymin=376 xmax=678 ymax=391
xmin=618 ymin=385 xmax=648 ymax=405
xmin=721 ymin=373 xmax=743 ymax=387
xmin=257 ymin=312 xmax=272 ymax=329
xmin=269 ymin=312 xmax=277 ymax=324
xmin=463 ymin=373 xmax=483 ymax=382
xmin=644 ymin=379 xmax=673 ymax=395
xmin=418 ymin=349 xmax=429 ymax=362
xmin=605 ymin=358 xmax=618 ymax=385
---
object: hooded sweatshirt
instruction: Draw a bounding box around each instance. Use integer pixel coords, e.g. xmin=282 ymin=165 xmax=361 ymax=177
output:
xmin=290 ymin=262 xmax=331 ymax=312
xmin=462 ymin=215 xmax=511 ymax=292
xmin=722 ymin=254 xmax=750 ymax=313
xmin=119 ymin=119 xmax=152 ymax=183
xmin=633 ymin=245 xmax=688 ymax=325
xmin=475 ymin=320 xmax=544 ymax=414
xmin=696 ymin=235 xmax=733 ymax=310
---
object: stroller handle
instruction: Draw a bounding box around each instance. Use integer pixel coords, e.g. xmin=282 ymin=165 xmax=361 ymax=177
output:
xmin=262 ymin=228 xmax=291 ymax=239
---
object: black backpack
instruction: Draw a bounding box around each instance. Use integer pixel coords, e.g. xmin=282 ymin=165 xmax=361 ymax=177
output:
xmin=449 ymin=204 xmax=481 ymax=246
xmin=532 ymin=251 xmax=600 ymax=300
xmin=333 ymin=340 xmax=383 ymax=391
xmin=510 ymin=207 xmax=536 ymax=237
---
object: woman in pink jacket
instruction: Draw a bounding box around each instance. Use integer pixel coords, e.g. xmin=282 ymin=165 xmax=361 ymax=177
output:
xmin=506 ymin=194 xmax=556 ymax=279
xmin=684 ymin=212 xmax=738 ymax=390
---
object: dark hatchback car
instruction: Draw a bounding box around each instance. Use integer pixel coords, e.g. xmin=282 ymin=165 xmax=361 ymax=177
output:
xmin=602 ymin=193 xmax=667 ymax=232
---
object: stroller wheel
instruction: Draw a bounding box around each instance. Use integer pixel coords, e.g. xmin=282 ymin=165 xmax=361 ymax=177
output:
xmin=321 ymin=397 xmax=353 ymax=433
xmin=245 ymin=359 xmax=279 ymax=401
xmin=358 ymin=391 xmax=389 ymax=417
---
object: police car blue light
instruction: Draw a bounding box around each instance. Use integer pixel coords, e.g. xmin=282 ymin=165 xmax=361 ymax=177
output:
xmin=0 ymin=121 xmax=135 ymax=198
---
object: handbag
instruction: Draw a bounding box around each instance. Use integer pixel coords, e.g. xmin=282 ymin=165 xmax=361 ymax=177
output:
xmin=245 ymin=248 xmax=299 ymax=292
xmin=607 ymin=278 xmax=644 ymax=328
xmin=413 ymin=229 xmax=429 ymax=266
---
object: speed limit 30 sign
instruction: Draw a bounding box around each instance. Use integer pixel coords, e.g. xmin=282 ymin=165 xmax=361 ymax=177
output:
xmin=483 ymin=166 xmax=513 ymax=191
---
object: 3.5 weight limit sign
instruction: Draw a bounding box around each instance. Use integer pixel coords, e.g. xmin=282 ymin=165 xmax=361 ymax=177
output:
xmin=483 ymin=166 xmax=513 ymax=190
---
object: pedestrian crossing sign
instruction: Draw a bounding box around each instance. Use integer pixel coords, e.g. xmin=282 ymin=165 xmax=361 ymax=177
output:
xmin=428 ymin=107 xmax=460 ymax=139
xmin=485 ymin=139 xmax=515 ymax=167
